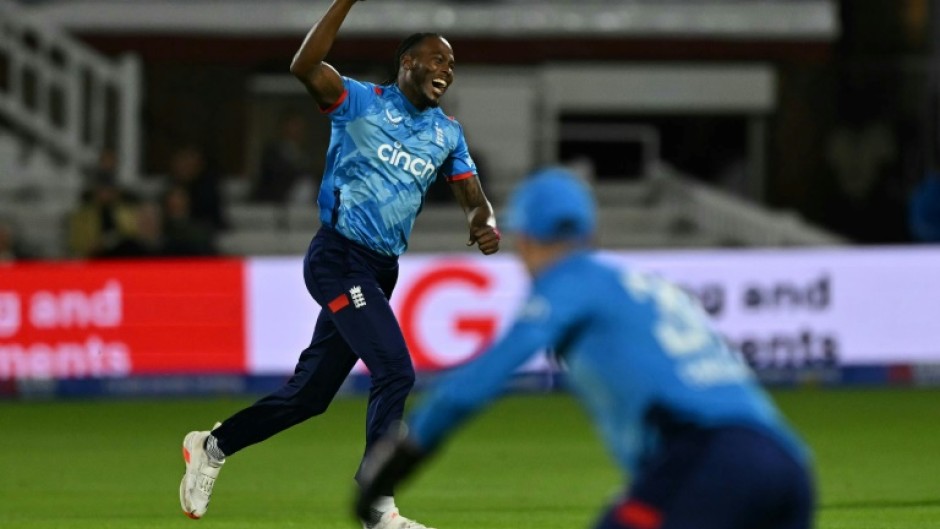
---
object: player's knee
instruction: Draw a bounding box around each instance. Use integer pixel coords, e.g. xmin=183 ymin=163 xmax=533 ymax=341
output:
xmin=391 ymin=364 xmax=416 ymax=391
xmin=374 ymin=362 xmax=415 ymax=392
xmin=401 ymin=366 xmax=416 ymax=390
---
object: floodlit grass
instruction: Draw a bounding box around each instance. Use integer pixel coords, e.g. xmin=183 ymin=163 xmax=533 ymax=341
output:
xmin=1 ymin=388 xmax=939 ymax=528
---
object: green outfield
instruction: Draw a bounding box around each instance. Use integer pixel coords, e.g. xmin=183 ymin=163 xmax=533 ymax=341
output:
xmin=1 ymin=387 xmax=938 ymax=529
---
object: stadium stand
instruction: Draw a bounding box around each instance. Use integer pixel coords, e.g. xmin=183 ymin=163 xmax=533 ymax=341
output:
xmin=214 ymin=165 xmax=844 ymax=258
xmin=0 ymin=0 xmax=846 ymax=258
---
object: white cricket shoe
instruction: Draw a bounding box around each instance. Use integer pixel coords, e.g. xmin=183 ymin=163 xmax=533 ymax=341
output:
xmin=364 ymin=509 xmax=437 ymax=529
xmin=179 ymin=423 xmax=224 ymax=519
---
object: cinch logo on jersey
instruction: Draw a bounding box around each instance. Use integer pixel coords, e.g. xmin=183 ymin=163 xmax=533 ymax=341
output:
xmin=377 ymin=142 xmax=437 ymax=179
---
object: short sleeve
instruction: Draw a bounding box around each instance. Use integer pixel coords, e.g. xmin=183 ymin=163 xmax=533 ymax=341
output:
xmin=439 ymin=122 xmax=477 ymax=182
xmin=320 ymin=77 xmax=377 ymax=123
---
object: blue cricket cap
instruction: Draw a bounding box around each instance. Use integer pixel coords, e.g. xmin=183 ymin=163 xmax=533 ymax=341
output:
xmin=505 ymin=167 xmax=597 ymax=242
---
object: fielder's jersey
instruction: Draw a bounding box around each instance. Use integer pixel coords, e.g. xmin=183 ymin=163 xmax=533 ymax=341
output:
xmin=408 ymin=252 xmax=809 ymax=475
xmin=318 ymin=77 xmax=477 ymax=256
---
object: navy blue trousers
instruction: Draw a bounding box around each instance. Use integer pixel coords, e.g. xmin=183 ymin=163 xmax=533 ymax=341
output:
xmin=212 ymin=226 xmax=414 ymax=494
xmin=594 ymin=427 xmax=814 ymax=529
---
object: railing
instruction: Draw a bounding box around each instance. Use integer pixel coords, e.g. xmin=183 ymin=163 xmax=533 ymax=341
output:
xmin=0 ymin=0 xmax=140 ymax=187
xmin=657 ymin=172 xmax=847 ymax=246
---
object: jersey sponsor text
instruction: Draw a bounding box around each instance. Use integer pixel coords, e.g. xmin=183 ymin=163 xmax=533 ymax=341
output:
xmin=377 ymin=142 xmax=437 ymax=179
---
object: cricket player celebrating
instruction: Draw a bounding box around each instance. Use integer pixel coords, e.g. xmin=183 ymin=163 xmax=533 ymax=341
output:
xmin=179 ymin=1 xmax=500 ymax=528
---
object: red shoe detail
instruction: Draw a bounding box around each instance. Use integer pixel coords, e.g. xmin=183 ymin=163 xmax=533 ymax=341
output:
xmin=184 ymin=511 xmax=200 ymax=520
xmin=183 ymin=446 xmax=191 ymax=464
xmin=615 ymin=500 xmax=663 ymax=529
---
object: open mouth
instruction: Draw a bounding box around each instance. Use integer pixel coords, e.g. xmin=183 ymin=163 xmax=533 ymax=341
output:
xmin=431 ymin=78 xmax=449 ymax=97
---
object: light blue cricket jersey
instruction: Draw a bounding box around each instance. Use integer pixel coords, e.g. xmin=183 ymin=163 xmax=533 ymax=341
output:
xmin=318 ymin=78 xmax=477 ymax=256
xmin=408 ymin=252 xmax=809 ymax=476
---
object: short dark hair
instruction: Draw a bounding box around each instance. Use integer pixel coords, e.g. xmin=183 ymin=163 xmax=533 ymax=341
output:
xmin=384 ymin=32 xmax=442 ymax=85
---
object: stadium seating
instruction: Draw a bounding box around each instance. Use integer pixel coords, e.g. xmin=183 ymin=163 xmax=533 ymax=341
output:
xmin=0 ymin=0 xmax=844 ymax=259
xmin=213 ymin=168 xmax=843 ymax=257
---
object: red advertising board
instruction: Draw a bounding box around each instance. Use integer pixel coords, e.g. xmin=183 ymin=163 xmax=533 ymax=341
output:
xmin=0 ymin=260 xmax=246 ymax=379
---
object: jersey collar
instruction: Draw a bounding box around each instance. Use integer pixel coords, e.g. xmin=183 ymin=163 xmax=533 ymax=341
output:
xmin=389 ymin=84 xmax=427 ymax=117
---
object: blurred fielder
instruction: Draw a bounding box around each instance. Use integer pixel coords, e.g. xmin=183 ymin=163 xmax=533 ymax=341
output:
xmin=179 ymin=1 xmax=499 ymax=528
xmin=356 ymin=168 xmax=815 ymax=529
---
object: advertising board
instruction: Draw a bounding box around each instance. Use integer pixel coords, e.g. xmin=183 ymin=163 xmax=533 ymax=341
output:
xmin=0 ymin=260 xmax=245 ymax=379
xmin=3 ymin=247 xmax=940 ymax=383
xmin=248 ymin=247 xmax=940 ymax=373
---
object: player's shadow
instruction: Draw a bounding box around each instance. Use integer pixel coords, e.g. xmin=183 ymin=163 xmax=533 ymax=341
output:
xmin=823 ymin=499 xmax=940 ymax=511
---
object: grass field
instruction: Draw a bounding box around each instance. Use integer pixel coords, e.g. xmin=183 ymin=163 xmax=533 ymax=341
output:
xmin=1 ymin=387 xmax=939 ymax=528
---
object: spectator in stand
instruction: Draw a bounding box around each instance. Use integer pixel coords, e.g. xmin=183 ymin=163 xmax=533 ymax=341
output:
xmin=101 ymin=201 xmax=165 ymax=259
xmin=161 ymin=185 xmax=217 ymax=257
xmin=166 ymin=145 xmax=228 ymax=231
xmin=67 ymin=167 xmax=139 ymax=259
xmin=252 ymin=112 xmax=316 ymax=204
xmin=0 ymin=217 xmax=31 ymax=262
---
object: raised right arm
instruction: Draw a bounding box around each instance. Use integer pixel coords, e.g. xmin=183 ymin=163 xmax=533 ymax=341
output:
xmin=289 ymin=0 xmax=360 ymax=110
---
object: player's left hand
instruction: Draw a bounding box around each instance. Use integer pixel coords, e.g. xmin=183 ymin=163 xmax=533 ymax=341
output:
xmin=468 ymin=225 xmax=500 ymax=255
xmin=355 ymin=430 xmax=427 ymax=522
